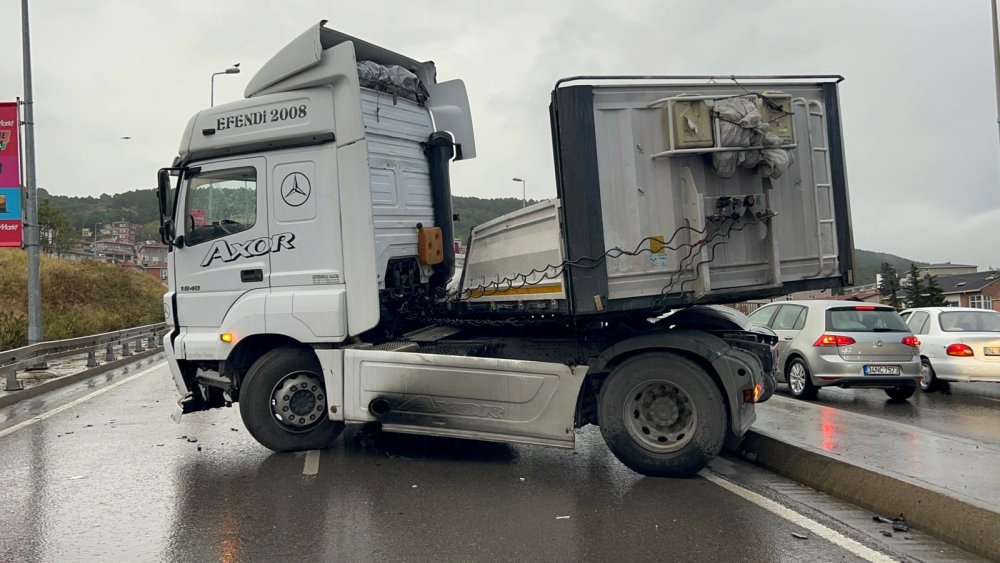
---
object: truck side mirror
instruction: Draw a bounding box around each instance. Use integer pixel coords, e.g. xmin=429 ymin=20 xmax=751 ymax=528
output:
xmin=157 ymin=169 xmax=171 ymax=216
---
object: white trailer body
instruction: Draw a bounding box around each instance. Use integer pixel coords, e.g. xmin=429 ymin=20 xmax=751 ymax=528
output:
xmin=157 ymin=22 xmax=810 ymax=477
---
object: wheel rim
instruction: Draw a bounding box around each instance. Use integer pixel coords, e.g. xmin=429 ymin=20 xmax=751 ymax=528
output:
xmin=919 ymin=362 xmax=932 ymax=390
xmin=623 ymin=379 xmax=697 ymax=454
xmin=788 ymin=362 xmax=807 ymax=395
xmin=269 ymin=371 xmax=327 ymax=432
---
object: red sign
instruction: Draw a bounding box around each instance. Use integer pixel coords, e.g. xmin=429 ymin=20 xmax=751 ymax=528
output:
xmin=0 ymin=102 xmax=19 ymax=188
xmin=0 ymin=102 xmax=20 ymax=247
xmin=0 ymin=220 xmax=21 ymax=246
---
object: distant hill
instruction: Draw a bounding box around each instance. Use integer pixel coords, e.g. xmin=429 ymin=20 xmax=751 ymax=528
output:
xmin=853 ymin=249 xmax=928 ymax=285
xmin=38 ymin=187 xmax=161 ymax=241
xmin=38 ymin=189 xmax=928 ymax=282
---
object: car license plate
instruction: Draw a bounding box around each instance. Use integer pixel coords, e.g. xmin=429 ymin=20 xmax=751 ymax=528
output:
xmin=985 ymin=347 xmax=1000 ymax=356
xmin=864 ymin=365 xmax=901 ymax=376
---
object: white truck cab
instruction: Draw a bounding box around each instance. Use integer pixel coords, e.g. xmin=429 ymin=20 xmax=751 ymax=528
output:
xmin=157 ymin=21 xmax=855 ymax=477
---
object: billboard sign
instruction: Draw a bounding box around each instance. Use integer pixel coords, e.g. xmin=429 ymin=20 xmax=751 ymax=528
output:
xmin=0 ymin=102 xmax=21 ymax=247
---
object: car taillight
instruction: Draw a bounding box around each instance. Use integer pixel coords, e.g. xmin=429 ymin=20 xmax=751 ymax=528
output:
xmin=946 ymin=343 xmax=974 ymax=357
xmin=814 ymin=334 xmax=857 ymax=347
xmin=902 ymin=336 xmax=920 ymax=347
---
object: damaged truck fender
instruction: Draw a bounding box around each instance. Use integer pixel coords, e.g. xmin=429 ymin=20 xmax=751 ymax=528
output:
xmin=588 ymin=329 xmax=763 ymax=437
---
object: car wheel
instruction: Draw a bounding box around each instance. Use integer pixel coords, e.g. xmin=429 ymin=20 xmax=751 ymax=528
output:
xmin=240 ymin=346 xmax=345 ymax=452
xmin=919 ymin=359 xmax=938 ymax=392
xmin=885 ymin=386 xmax=916 ymax=401
xmin=597 ymin=353 xmax=727 ymax=478
xmin=787 ymin=358 xmax=818 ymax=400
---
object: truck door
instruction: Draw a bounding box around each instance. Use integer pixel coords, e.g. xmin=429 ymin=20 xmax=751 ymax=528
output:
xmin=173 ymin=158 xmax=269 ymax=328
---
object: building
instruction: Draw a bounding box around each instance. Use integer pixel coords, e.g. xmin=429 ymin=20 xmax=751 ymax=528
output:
xmin=93 ymin=239 xmax=135 ymax=264
xmin=122 ymin=262 xmax=169 ymax=285
xmin=936 ymin=271 xmax=1000 ymax=310
xmin=110 ymin=221 xmax=136 ymax=245
xmin=917 ymin=262 xmax=978 ymax=278
xmin=137 ymin=242 xmax=168 ymax=267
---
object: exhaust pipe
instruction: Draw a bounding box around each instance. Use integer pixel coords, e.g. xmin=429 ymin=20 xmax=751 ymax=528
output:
xmin=368 ymin=398 xmax=392 ymax=418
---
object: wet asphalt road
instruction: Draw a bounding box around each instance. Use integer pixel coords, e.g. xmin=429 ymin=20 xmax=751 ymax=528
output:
xmin=774 ymin=381 xmax=1000 ymax=447
xmin=0 ymin=358 xmax=982 ymax=562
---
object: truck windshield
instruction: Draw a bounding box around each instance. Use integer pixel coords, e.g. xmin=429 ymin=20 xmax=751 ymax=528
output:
xmin=184 ymin=167 xmax=257 ymax=246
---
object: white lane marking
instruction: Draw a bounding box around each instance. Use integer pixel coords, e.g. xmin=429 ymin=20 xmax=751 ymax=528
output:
xmin=700 ymin=470 xmax=894 ymax=563
xmin=303 ymin=449 xmax=320 ymax=475
xmin=0 ymin=362 xmax=165 ymax=440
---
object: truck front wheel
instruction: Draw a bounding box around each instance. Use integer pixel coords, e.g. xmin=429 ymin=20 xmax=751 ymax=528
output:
xmin=598 ymin=353 xmax=727 ymax=478
xmin=239 ymin=347 xmax=344 ymax=452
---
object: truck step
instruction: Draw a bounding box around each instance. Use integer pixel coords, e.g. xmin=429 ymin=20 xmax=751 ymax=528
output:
xmin=402 ymin=324 xmax=464 ymax=343
xmin=414 ymin=343 xmax=487 ymax=357
xmin=341 ymin=341 xmax=419 ymax=353
xmin=368 ymin=341 xmax=420 ymax=352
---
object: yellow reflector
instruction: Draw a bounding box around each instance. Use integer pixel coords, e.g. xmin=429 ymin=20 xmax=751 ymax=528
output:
xmin=743 ymin=382 xmax=765 ymax=403
xmin=220 ymin=333 xmax=234 ymax=343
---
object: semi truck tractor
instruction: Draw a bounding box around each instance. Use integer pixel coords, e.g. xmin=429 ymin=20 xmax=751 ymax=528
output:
xmin=157 ymin=21 xmax=854 ymax=477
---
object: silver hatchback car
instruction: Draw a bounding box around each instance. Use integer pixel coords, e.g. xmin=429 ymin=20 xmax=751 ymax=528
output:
xmin=748 ymin=300 xmax=921 ymax=401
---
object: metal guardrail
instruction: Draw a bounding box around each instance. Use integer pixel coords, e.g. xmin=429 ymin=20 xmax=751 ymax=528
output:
xmin=1 ymin=323 xmax=168 ymax=392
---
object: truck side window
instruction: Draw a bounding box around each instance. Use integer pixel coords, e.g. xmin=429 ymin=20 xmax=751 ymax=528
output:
xmin=184 ymin=167 xmax=257 ymax=246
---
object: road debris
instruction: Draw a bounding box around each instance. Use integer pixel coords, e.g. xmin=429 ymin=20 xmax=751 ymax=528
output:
xmin=872 ymin=516 xmax=892 ymax=524
xmin=68 ymin=475 xmax=85 ymax=480
xmin=186 ymin=437 xmax=198 ymax=443
xmin=556 ymin=516 xmax=570 ymax=520
xmin=892 ymin=515 xmax=909 ymax=533
xmin=791 ymin=532 xmax=808 ymax=540
xmin=880 ymin=531 xmax=892 ymax=538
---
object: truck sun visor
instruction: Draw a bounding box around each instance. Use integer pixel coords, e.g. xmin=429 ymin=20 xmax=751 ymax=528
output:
xmin=357 ymin=61 xmax=430 ymax=104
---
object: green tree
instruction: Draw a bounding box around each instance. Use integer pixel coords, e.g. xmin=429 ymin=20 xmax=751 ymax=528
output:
xmin=922 ymin=274 xmax=948 ymax=306
xmin=878 ymin=262 xmax=902 ymax=309
xmin=903 ymin=263 xmax=924 ymax=307
xmin=38 ymin=200 xmax=78 ymax=256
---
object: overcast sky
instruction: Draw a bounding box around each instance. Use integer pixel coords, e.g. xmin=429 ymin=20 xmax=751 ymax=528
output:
xmin=1 ymin=0 xmax=998 ymax=268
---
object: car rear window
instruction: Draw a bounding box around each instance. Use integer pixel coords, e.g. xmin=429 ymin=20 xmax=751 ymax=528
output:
xmin=939 ymin=311 xmax=1000 ymax=332
xmin=825 ymin=307 xmax=909 ymax=332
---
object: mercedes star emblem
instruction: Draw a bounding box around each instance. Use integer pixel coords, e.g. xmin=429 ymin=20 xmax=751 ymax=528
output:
xmin=280 ymin=172 xmax=311 ymax=207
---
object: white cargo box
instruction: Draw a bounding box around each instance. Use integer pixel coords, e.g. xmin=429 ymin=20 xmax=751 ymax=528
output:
xmin=458 ymin=76 xmax=854 ymax=317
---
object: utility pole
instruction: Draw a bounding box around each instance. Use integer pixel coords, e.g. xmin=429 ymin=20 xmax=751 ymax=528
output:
xmin=21 ymin=0 xmax=42 ymax=344
xmin=993 ymin=0 xmax=1000 ymax=147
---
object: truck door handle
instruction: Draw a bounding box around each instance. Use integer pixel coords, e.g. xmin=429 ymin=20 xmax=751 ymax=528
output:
xmin=240 ymin=269 xmax=264 ymax=283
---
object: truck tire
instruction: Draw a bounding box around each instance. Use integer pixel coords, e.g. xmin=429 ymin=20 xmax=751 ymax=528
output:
xmin=597 ymin=353 xmax=727 ymax=478
xmin=239 ymin=346 xmax=344 ymax=452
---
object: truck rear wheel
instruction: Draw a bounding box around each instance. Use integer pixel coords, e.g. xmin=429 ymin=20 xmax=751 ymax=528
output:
xmin=239 ymin=346 xmax=344 ymax=452
xmin=598 ymin=353 xmax=727 ymax=478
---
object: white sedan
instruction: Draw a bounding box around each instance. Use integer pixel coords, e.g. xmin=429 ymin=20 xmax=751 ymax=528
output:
xmin=900 ymin=307 xmax=1000 ymax=391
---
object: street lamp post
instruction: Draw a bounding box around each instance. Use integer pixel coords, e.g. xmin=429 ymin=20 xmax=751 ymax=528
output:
xmin=512 ymin=177 xmax=526 ymax=208
xmin=992 ymin=0 xmax=1000 ymax=147
xmin=210 ymin=64 xmax=241 ymax=107
xmin=20 ymin=0 xmax=42 ymax=344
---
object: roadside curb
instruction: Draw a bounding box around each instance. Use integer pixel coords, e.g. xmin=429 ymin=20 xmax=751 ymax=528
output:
xmin=728 ymin=429 xmax=1000 ymax=561
xmin=0 ymin=348 xmax=163 ymax=410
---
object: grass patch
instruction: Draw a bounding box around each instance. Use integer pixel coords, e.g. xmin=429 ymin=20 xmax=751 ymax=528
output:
xmin=0 ymin=249 xmax=166 ymax=351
